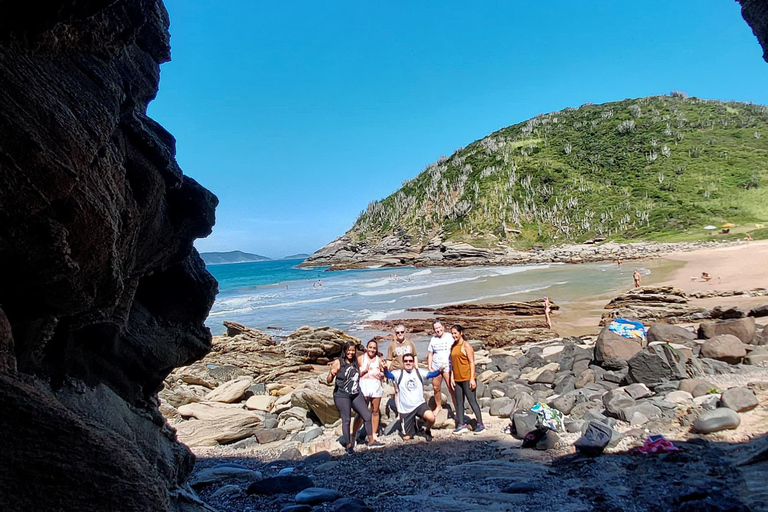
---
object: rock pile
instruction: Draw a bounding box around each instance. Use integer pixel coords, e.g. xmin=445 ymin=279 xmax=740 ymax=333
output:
xmin=601 ymin=286 xmax=768 ymax=326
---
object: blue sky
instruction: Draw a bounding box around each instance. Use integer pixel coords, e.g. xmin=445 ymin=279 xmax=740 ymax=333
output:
xmin=149 ymin=1 xmax=768 ymax=259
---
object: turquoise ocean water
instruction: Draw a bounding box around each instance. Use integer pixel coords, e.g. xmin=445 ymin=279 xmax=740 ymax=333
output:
xmin=205 ymin=258 xmax=651 ymax=339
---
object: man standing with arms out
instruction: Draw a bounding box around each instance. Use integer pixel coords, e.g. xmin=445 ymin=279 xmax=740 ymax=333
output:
xmin=387 ymin=324 xmax=418 ymax=370
xmin=384 ymin=354 xmax=441 ymax=441
xmin=633 ymin=270 xmax=642 ymax=288
xmin=427 ymin=320 xmax=456 ymax=416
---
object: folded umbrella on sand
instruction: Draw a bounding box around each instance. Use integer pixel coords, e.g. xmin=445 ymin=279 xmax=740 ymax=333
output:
xmin=722 ymin=222 xmax=736 ymax=228
xmin=704 ymin=225 xmax=717 ymax=230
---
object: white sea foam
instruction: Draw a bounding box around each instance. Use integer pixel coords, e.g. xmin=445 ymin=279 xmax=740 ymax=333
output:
xmin=365 ymin=309 xmax=406 ymax=321
xmin=401 ymin=292 xmax=428 ymax=299
xmin=357 ymin=275 xmax=484 ymax=297
xmin=409 ymin=269 xmax=432 ymax=277
xmin=491 ymin=264 xmax=550 ymax=276
xmin=371 ymin=299 xmax=397 ymax=304
xmin=364 ymin=278 xmax=393 ymax=288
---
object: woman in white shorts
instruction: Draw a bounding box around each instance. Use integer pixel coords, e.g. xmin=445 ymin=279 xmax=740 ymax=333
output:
xmin=353 ymin=340 xmax=385 ymax=439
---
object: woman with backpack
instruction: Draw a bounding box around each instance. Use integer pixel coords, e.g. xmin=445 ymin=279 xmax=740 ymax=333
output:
xmin=327 ymin=341 xmax=385 ymax=454
xmin=449 ymin=325 xmax=485 ymax=434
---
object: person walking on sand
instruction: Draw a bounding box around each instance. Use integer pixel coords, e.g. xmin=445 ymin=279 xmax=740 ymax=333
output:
xmin=543 ymin=296 xmax=552 ymax=330
xmin=352 ymin=340 xmax=385 ymax=440
xmin=427 ymin=320 xmax=456 ymax=416
xmin=327 ymin=341 xmax=385 ymax=455
xmin=449 ymin=325 xmax=485 ymax=434
xmin=383 ymin=354 xmax=442 ymax=441
xmin=633 ymin=270 xmax=641 ymax=288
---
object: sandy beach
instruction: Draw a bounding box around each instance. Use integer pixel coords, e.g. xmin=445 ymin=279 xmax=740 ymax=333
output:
xmin=552 ymin=240 xmax=768 ymax=337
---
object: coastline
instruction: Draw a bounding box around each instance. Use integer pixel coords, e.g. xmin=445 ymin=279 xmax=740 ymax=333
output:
xmin=551 ymin=240 xmax=768 ymax=337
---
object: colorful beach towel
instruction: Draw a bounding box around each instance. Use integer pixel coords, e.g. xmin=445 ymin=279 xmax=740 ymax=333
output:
xmin=531 ymin=402 xmax=564 ymax=432
xmin=608 ymin=318 xmax=646 ymax=341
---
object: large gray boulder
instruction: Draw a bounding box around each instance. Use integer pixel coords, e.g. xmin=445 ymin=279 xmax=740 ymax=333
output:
xmin=594 ymin=326 xmax=644 ymax=362
xmin=698 ymin=317 xmax=756 ymax=344
xmin=693 ymin=408 xmax=741 ymax=434
xmin=627 ymin=344 xmax=687 ymax=386
xmin=646 ymin=323 xmax=696 ymax=344
xmin=292 ymin=381 xmax=339 ymax=425
xmin=720 ymin=387 xmax=759 ymax=412
xmin=700 ymin=334 xmax=747 ymax=364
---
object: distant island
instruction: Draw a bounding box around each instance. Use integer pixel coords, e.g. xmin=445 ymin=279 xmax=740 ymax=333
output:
xmin=200 ymin=251 xmax=271 ymax=265
xmin=283 ymin=253 xmax=310 ymax=260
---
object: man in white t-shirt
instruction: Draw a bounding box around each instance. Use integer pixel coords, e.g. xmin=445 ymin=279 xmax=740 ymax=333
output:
xmin=384 ymin=353 xmax=441 ymax=441
xmin=427 ymin=320 xmax=456 ymax=415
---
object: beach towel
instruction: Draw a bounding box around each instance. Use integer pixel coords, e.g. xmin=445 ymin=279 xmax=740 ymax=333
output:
xmin=608 ymin=318 xmax=646 ymax=341
xmin=531 ymin=402 xmax=564 ymax=432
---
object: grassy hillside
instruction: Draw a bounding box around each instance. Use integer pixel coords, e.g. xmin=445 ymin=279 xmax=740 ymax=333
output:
xmin=351 ymin=94 xmax=768 ymax=249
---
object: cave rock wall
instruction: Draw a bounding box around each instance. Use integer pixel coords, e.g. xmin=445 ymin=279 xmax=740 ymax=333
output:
xmin=0 ymin=1 xmax=218 ymax=511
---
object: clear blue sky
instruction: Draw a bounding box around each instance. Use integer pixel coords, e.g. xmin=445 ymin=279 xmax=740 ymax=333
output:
xmin=148 ymin=1 xmax=768 ymax=259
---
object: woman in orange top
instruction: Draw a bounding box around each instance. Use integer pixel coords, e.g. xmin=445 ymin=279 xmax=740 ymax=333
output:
xmin=449 ymin=325 xmax=485 ymax=434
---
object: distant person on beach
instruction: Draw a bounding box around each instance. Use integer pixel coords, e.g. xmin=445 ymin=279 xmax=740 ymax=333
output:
xmin=701 ymin=272 xmax=712 ymax=282
xmin=543 ymin=296 xmax=552 ymax=329
xmin=616 ymin=258 xmax=622 ymax=268
xmin=353 ymin=340 xmax=385 ymax=440
xmin=427 ymin=321 xmax=456 ymax=416
xmin=746 ymin=234 xmax=753 ymax=241
xmin=387 ymin=324 xmax=418 ymax=370
xmin=383 ymin=354 xmax=442 ymax=441
xmin=449 ymin=325 xmax=485 ymax=434
xmin=327 ymin=341 xmax=384 ymax=454
xmin=633 ymin=270 xmax=641 ymax=288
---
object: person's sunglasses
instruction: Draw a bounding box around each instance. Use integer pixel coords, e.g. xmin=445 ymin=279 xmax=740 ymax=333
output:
xmin=395 ymin=330 xmax=405 ymax=334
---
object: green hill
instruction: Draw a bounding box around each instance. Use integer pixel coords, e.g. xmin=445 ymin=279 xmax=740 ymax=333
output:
xmin=351 ymin=94 xmax=768 ymax=250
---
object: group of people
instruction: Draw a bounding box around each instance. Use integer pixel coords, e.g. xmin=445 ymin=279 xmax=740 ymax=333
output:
xmin=326 ymin=320 xmax=484 ymax=455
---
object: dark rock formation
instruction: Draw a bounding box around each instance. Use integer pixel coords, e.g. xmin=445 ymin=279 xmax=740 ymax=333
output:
xmin=738 ymin=0 xmax=768 ymax=62
xmin=0 ymin=2 xmax=218 ymax=511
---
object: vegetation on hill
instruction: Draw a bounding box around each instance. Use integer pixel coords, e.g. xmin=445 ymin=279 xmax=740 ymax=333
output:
xmin=351 ymin=94 xmax=768 ymax=249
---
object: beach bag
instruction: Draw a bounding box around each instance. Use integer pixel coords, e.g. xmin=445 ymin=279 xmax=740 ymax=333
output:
xmin=521 ymin=427 xmax=549 ymax=448
xmin=574 ymin=421 xmax=613 ymax=456
xmin=608 ymin=318 xmax=647 ymax=341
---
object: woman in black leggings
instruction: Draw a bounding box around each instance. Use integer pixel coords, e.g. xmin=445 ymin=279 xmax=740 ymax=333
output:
xmin=449 ymin=325 xmax=485 ymax=434
xmin=327 ymin=341 xmax=385 ymax=454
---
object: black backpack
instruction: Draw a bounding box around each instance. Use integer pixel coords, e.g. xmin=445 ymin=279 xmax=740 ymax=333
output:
xmin=395 ymin=368 xmax=424 ymax=387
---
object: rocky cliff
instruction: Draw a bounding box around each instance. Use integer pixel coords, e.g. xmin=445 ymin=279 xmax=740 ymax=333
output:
xmin=739 ymin=0 xmax=768 ymax=62
xmin=0 ymin=2 xmax=218 ymax=511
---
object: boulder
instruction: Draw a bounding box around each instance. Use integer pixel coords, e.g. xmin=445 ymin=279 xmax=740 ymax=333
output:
xmin=489 ymin=397 xmax=514 ymax=417
xmin=748 ymin=305 xmax=768 ymax=318
xmin=330 ymin=497 xmax=374 ymax=512
xmin=282 ymin=326 xmax=360 ymax=363
xmin=602 ymin=389 xmax=636 ymax=419
xmin=550 ymin=394 xmax=576 ymax=415
xmin=746 ymin=347 xmax=768 ymax=365
xmin=295 ymin=487 xmax=343 ymax=505
xmin=255 ymin=428 xmax=288 ymax=444
xmin=509 ymin=392 xmax=536 ymax=413
xmin=205 ymin=377 xmax=254 ymax=403
xmin=247 ymin=475 xmax=315 ymax=495
xmin=679 ymin=378 xmax=715 ymax=394
xmin=619 ymin=403 xmax=662 ymax=423
xmin=188 ymin=465 xmax=262 ymax=488
xmin=626 ymin=345 xmax=687 ymax=386
xmin=698 ymin=317 xmax=756 ymax=344
xmin=175 ymin=409 xmax=263 ymax=447
xmin=646 ymin=323 xmax=696 ymax=344
xmin=624 ymin=383 xmax=653 ymax=400
xmin=246 ymin=395 xmax=276 ymax=412
xmin=700 ymin=335 xmax=747 ymax=364
xmin=292 ymin=382 xmax=339 ymax=425
xmin=693 ymin=408 xmax=741 ymax=434
xmin=665 ymin=390 xmax=694 ymax=404
xmin=720 ymin=387 xmax=759 ymax=412
xmin=594 ymin=326 xmax=643 ymax=362
xmin=575 ymin=369 xmax=596 ymax=388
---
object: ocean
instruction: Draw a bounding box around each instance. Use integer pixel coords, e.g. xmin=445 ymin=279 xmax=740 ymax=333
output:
xmin=205 ymin=258 xmax=652 ymax=341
